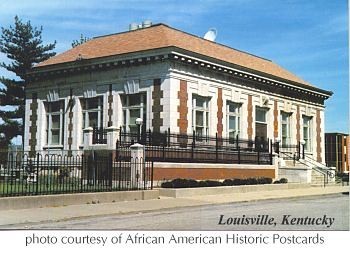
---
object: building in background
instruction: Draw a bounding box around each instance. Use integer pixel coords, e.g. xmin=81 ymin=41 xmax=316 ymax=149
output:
xmin=325 ymin=133 xmax=349 ymax=173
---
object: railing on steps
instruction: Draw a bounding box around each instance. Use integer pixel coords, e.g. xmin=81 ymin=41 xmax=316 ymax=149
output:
xmin=278 ymin=150 xmax=334 ymax=187
xmin=302 ymin=155 xmax=335 ymax=187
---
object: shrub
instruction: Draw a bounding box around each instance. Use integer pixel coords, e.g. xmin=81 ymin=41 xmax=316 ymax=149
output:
xmin=187 ymin=179 xmax=199 ymax=187
xmin=257 ymin=177 xmax=273 ymax=184
xmin=198 ymin=180 xmax=222 ymax=187
xmin=232 ymin=178 xmax=246 ymax=186
xmin=205 ymin=180 xmax=223 ymax=187
xmin=222 ymin=179 xmax=234 ymax=186
xmin=161 ymin=177 xmax=277 ymax=189
xmin=279 ymin=178 xmax=288 ymax=184
xmin=169 ymin=178 xmax=198 ymax=188
xmin=246 ymin=177 xmax=258 ymax=185
xmin=161 ymin=181 xmax=173 ymax=188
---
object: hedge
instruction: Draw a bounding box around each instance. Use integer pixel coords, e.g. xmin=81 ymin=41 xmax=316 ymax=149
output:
xmin=161 ymin=176 xmax=282 ymax=188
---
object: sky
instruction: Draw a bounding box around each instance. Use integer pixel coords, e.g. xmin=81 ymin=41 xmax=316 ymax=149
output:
xmin=0 ymin=0 xmax=348 ymax=135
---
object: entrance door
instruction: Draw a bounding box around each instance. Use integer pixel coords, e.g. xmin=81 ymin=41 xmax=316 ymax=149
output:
xmin=255 ymin=123 xmax=267 ymax=141
xmin=255 ymin=107 xmax=268 ymax=150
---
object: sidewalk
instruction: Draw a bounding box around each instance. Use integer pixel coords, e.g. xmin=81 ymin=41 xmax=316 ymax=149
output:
xmin=0 ymin=185 xmax=348 ymax=227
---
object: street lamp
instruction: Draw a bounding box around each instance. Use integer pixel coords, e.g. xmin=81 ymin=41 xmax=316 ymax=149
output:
xmin=135 ymin=118 xmax=143 ymax=143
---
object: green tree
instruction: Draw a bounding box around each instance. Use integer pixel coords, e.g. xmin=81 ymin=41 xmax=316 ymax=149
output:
xmin=72 ymin=34 xmax=90 ymax=48
xmin=0 ymin=16 xmax=56 ymax=148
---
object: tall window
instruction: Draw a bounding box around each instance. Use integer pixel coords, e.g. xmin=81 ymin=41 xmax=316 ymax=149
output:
xmin=227 ymin=101 xmax=240 ymax=140
xmin=281 ymin=112 xmax=291 ymax=146
xmin=192 ymin=95 xmax=210 ymax=138
xmin=121 ymin=93 xmax=146 ymax=133
xmin=45 ymin=101 xmax=65 ymax=145
xmin=303 ymin=115 xmax=312 ymax=151
xmin=81 ymin=96 xmax=103 ymax=129
xmin=255 ymin=107 xmax=268 ymax=141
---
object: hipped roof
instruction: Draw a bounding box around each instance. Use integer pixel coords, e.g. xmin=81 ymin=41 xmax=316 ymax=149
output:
xmin=37 ymin=23 xmax=312 ymax=86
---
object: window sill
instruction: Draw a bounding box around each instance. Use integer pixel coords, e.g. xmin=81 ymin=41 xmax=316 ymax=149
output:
xmin=43 ymin=145 xmax=64 ymax=150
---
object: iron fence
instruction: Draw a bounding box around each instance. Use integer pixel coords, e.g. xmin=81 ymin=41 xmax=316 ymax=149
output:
xmin=92 ymin=127 xmax=107 ymax=144
xmin=144 ymin=145 xmax=272 ymax=164
xmin=0 ymin=150 xmax=153 ymax=197
xmin=117 ymin=128 xmax=273 ymax=165
xmin=119 ymin=128 xmax=270 ymax=151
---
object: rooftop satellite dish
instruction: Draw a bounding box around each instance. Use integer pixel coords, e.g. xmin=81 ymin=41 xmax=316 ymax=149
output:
xmin=204 ymin=28 xmax=217 ymax=41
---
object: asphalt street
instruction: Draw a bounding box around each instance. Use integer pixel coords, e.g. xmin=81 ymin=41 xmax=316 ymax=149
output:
xmin=6 ymin=193 xmax=349 ymax=230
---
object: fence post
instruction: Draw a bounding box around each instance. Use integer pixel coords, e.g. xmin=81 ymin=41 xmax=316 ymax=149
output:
xmin=191 ymin=131 xmax=195 ymax=161
xmin=215 ymin=132 xmax=218 ymax=163
xmin=270 ymin=150 xmax=273 ymax=165
xmin=148 ymin=129 xmax=151 ymax=145
xmin=236 ymin=134 xmax=239 ymax=150
xmin=83 ymin=127 xmax=93 ymax=150
xmin=276 ymin=141 xmax=280 ymax=155
xmin=80 ymin=154 xmax=84 ymax=193
xmin=108 ymin=152 xmax=113 ymax=189
xmin=130 ymin=143 xmax=145 ymax=189
xmin=297 ymin=141 xmax=301 ymax=160
xmin=151 ymin=162 xmax=154 ymax=190
xmin=168 ymin=127 xmax=171 ymax=147
xmin=164 ymin=130 xmax=168 ymax=147
xmin=258 ymin=149 xmax=260 ymax=165
xmin=238 ymin=146 xmax=241 ymax=164
xmin=36 ymin=153 xmax=40 ymax=195
xmin=106 ymin=126 xmax=119 ymax=149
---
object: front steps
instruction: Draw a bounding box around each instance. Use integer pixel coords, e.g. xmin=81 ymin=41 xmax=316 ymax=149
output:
xmin=278 ymin=158 xmax=335 ymax=185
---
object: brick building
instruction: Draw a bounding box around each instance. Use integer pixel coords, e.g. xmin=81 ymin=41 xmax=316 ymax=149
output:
xmin=24 ymin=23 xmax=333 ymax=181
xmin=325 ymin=133 xmax=349 ymax=173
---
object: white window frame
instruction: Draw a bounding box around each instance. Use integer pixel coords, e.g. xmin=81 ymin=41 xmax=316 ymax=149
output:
xmin=255 ymin=106 xmax=268 ymax=141
xmin=227 ymin=101 xmax=241 ymax=140
xmin=281 ymin=111 xmax=291 ymax=146
xmin=81 ymin=96 xmax=104 ymax=129
xmin=121 ymin=93 xmax=146 ymax=133
xmin=45 ymin=100 xmax=65 ymax=146
xmin=192 ymin=95 xmax=210 ymax=138
xmin=255 ymin=106 xmax=268 ymax=124
xmin=303 ymin=115 xmax=313 ymax=152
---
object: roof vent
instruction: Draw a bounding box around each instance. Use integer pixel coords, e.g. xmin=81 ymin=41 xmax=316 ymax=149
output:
xmin=129 ymin=21 xmax=152 ymax=31
xmin=142 ymin=20 xmax=152 ymax=28
xmin=129 ymin=23 xmax=139 ymax=31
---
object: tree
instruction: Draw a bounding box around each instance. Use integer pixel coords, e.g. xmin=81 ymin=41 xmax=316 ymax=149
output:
xmin=72 ymin=34 xmax=90 ymax=48
xmin=0 ymin=16 xmax=56 ymax=148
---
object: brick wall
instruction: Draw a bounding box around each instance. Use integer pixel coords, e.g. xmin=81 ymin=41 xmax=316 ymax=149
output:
xmin=273 ymin=100 xmax=278 ymax=139
xmin=247 ymin=95 xmax=253 ymax=140
xmin=217 ymin=88 xmax=223 ymax=138
xmin=296 ymin=105 xmax=300 ymax=142
xmin=107 ymin=84 xmax=113 ymax=127
xmin=152 ymin=78 xmax=163 ymax=133
xmin=316 ymin=109 xmax=322 ymax=162
xmin=177 ymin=80 xmax=188 ymax=134
xmin=153 ymin=167 xmax=276 ymax=181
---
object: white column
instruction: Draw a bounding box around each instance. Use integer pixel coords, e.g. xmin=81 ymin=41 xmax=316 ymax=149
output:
xmin=130 ymin=143 xmax=145 ymax=189
xmin=106 ymin=126 xmax=120 ymax=149
xmin=83 ymin=127 xmax=93 ymax=149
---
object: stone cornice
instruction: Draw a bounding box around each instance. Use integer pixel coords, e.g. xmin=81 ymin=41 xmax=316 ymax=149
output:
xmin=26 ymin=47 xmax=332 ymax=106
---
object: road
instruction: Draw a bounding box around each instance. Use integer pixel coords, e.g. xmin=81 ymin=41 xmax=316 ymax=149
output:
xmin=6 ymin=193 xmax=349 ymax=230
